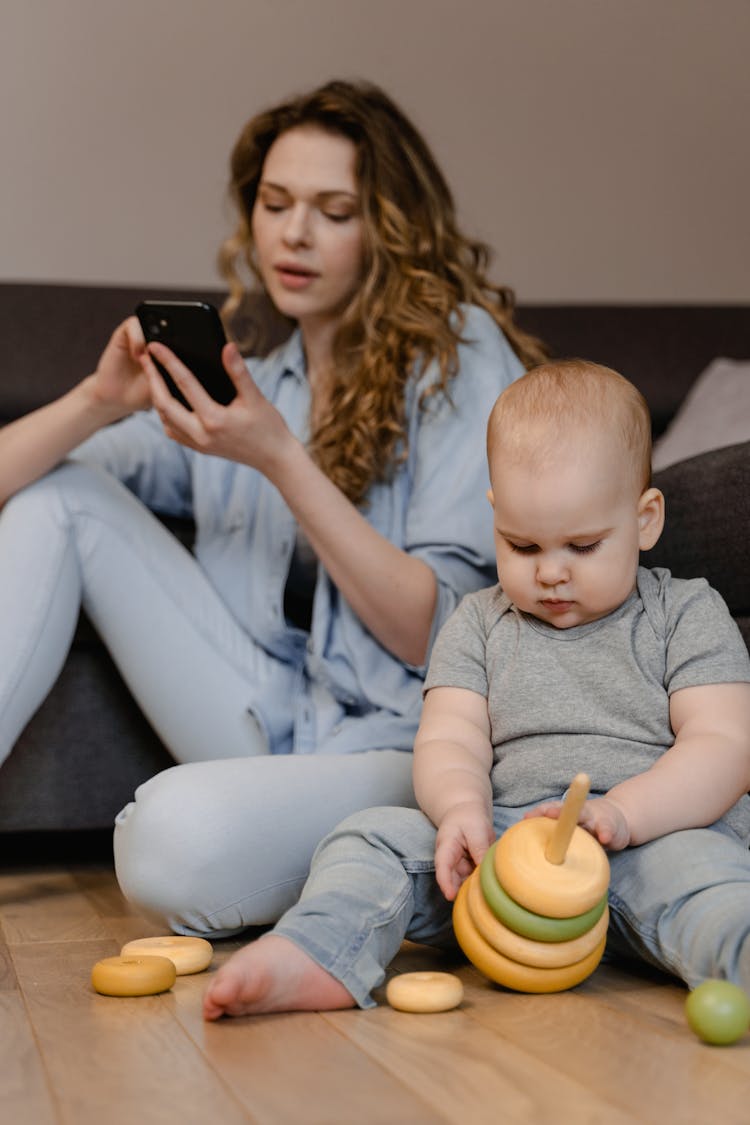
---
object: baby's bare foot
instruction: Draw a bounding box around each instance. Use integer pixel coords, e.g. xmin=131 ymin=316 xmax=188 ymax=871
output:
xmin=202 ymin=934 xmax=355 ymax=1020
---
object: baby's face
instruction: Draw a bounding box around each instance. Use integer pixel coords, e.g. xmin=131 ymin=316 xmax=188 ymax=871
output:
xmin=489 ymin=445 xmax=646 ymax=629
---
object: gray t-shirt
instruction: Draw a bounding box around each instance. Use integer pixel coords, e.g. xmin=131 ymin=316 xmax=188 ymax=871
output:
xmin=424 ymin=567 xmax=750 ymax=839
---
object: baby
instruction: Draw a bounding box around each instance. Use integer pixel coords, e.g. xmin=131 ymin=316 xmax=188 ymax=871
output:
xmin=202 ymin=359 xmax=750 ymax=1018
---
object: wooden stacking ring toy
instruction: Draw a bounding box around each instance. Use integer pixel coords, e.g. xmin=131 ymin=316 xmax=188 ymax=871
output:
xmin=386 ymin=971 xmax=464 ymax=1013
xmin=479 ymin=846 xmax=607 ymax=943
xmin=120 ymin=936 xmax=213 ymax=975
xmin=466 ymin=866 xmax=609 ymax=969
xmin=495 ymin=815 xmax=608 ymax=917
xmin=453 ymin=883 xmax=607 ymax=993
xmin=91 ymin=954 xmax=177 ymax=997
xmin=453 ymin=774 xmax=610 ymax=993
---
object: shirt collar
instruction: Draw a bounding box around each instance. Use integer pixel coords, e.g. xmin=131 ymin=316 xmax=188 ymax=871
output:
xmin=277 ymin=328 xmax=307 ymax=383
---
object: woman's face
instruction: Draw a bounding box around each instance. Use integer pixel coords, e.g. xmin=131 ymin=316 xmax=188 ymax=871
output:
xmin=251 ymin=125 xmax=365 ymax=337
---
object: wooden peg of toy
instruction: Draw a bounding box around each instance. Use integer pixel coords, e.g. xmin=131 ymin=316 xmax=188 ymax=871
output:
xmin=494 ymin=773 xmax=610 ymax=917
xmin=545 ymin=773 xmax=591 ymax=864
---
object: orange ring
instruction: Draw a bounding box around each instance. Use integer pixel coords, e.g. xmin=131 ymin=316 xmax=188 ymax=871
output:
xmin=120 ymin=936 xmax=213 ymax=975
xmin=480 ymin=844 xmax=607 ymax=941
xmin=386 ymin=972 xmax=464 ymax=1013
xmin=495 ymin=819 xmax=609 ymax=917
xmin=467 ymin=867 xmax=609 ymax=968
xmin=453 ymin=879 xmax=606 ymax=993
xmin=91 ymin=954 xmax=177 ymax=997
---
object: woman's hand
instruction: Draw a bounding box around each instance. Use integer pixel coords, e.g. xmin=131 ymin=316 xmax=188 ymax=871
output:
xmin=0 ymin=317 xmax=152 ymax=508
xmin=142 ymin=340 xmax=297 ymax=474
xmin=143 ymin=336 xmax=437 ymax=666
xmin=92 ymin=317 xmax=152 ymax=418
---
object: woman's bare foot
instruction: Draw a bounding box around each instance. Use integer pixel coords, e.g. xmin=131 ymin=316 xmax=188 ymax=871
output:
xmin=202 ymin=934 xmax=356 ymax=1020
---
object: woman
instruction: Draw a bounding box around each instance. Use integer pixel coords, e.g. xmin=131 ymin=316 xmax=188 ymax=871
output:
xmin=0 ymin=80 xmax=544 ymax=932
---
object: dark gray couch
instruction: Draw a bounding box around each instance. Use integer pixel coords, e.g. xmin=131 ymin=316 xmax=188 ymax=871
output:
xmin=1 ymin=283 xmax=748 ymax=847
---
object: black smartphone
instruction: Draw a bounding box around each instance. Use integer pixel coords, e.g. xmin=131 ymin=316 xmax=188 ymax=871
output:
xmin=135 ymin=300 xmax=236 ymax=408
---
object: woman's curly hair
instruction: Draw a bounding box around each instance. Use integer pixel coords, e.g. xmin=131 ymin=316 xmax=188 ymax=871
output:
xmin=218 ymin=79 xmax=547 ymax=506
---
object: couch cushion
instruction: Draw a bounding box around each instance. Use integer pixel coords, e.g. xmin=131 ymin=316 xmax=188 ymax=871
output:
xmin=647 ymin=440 xmax=749 ymax=637
xmin=652 ymin=358 xmax=750 ymax=471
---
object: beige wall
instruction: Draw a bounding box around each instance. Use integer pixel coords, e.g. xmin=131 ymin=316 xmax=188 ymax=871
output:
xmin=2 ymin=0 xmax=747 ymax=301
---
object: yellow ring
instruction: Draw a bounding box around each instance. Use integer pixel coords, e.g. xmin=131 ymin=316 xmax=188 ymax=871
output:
xmin=386 ymin=972 xmax=464 ymax=1013
xmin=453 ymin=880 xmax=606 ymax=993
xmin=467 ymin=868 xmax=609 ymax=968
xmin=91 ymin=954 xmax=177 ymax=997
xmin=480 ymin=844 xmax=607 ymax=942
xmin=495 ymin=818 xmax=609 ymax=917
xmin=120 ymin=936 xmax=213 ymax=975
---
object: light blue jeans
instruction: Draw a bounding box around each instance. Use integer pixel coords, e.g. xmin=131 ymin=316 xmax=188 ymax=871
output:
xmin=272 ymin=803 xmax=750 ymax=1008
xmin=0 ymin=462 xmax=416 ymax=924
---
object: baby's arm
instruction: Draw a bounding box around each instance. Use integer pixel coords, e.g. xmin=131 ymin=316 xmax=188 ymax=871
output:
xmin=605 ymin=681 xmax=750 ymax=845
xmin=413 ymin=686 xmax=495 ymax=900
xmin=529 ymin=682 xmax=750 ymax=849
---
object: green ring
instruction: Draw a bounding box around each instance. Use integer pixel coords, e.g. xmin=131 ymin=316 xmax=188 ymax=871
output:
xmin=479 ymin=843 xmax=607 ymax=942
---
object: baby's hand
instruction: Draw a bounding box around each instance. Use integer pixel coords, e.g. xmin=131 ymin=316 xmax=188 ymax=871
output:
xmin=525 ymin=797 xmax=632 ymax=851
xmin=434 ymin=803 xmax=495 ymax=902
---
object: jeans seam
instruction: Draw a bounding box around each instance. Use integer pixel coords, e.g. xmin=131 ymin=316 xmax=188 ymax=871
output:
xmin=276 ymin=879 xmax=414 ymax=1006
xmin=68 ymin=494 xmax=259 ymax=687
xmin=203 ymin=874 xmax=308 ymax=927
xmin=333 ymin=880 xmax=413 ymax=971
xmin=607 ymin=887 xmax=686 ymax=978
xmin=0 ymin=520 xmax=76 ymax=718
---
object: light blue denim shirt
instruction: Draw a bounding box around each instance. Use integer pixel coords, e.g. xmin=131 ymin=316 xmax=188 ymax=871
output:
xmin=72 ymin=304 xmax=523 ymax=755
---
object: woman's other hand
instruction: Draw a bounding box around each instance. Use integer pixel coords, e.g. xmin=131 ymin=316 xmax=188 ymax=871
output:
xmin=0 ymin=317 xmax=152 ymax=507
xmin=93 ymin=317 xmax=152 ymax=418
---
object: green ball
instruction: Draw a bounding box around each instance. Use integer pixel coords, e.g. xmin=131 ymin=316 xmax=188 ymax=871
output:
xmin=685 ymin=980 xmax=750 ymax=1045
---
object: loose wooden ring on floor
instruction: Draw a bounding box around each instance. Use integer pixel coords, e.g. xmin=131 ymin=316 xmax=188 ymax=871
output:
xmin=91 ymin=954 xmax=177 ymax=997
xmin=386 ymin=971 xmax=464 ymax=1013
xmin=120 ymin=936 xmax=213 ymax=975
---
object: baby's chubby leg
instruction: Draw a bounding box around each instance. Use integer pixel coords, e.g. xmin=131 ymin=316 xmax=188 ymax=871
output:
xmin=203 ymin=805 xmax=446 ymax=1018
xmin=607 ymin=821 xmax=750 ymax=989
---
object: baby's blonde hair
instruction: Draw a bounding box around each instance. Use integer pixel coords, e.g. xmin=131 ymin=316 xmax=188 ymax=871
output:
xmin=487 ymin=359 xmax=653 ymax=494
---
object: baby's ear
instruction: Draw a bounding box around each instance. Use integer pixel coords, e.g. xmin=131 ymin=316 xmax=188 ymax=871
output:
xmin=486 ymin=487 xmax=495 ymax=507
xmin=637 ymin=487 xmax=665 ymax=551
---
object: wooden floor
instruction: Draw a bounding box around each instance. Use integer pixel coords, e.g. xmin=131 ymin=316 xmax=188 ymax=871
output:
xmin=2 ymin=861 xmax=750 ymax=1125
